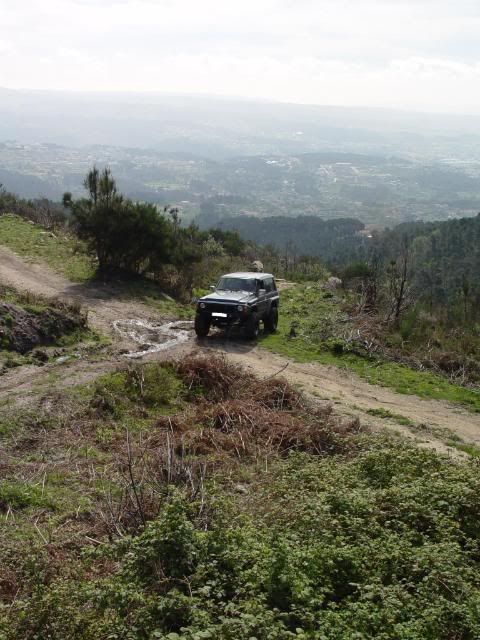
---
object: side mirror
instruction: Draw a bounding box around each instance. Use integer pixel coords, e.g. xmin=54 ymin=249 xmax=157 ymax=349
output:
xmin=209 ymin=285 xmax=216 ymax=291
xmin=259 ymin=288 xmax=266 ymax=296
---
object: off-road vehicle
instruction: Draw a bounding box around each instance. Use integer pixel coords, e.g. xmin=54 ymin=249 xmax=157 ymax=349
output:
xmin=195 ymin=272 xmax=279 ymax=339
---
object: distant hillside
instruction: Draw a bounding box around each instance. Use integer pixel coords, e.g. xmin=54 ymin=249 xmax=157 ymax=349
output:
xmin=3 ymin=138 xmax=479 ymax=225
xmin=199 ymin=214 xmax=368 ymax=265
xmin=0 ymin=167 xmax=59 ymax=200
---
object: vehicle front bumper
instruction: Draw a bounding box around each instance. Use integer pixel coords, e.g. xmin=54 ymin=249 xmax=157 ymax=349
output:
xmin=196 ymin=304 xmax=251 ymax=325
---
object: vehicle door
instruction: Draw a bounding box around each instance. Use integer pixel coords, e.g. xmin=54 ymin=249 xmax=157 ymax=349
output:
xmin=256 ymin=278 xmax=269 ymax=317
xmin=256 ymin=280 xmax=267 ymax=318
xmin=269 ymin=277 xmax=279 ymax=308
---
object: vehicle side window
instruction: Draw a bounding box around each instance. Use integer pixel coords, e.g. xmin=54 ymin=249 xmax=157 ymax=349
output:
xmin=263 ymin=278 xmax=273 ymax=292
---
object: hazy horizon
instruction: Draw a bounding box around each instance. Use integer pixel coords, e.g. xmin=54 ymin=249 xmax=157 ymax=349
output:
xmin=2 ymin=85 xmax=480 ymax=119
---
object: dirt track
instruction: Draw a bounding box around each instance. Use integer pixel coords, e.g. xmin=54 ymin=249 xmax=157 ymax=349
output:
xmin=0 ymin=245 xmax=157 ymax=340
xmin=1 ymin=244 xmax=479 ymax=452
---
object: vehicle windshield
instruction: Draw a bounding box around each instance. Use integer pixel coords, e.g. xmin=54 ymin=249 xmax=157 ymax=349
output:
xmin=216 ymin=277 xmax=256 ymax=293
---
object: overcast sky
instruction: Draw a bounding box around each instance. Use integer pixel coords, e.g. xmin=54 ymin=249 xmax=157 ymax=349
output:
xmin=1 ymin=0 xmax=480 ymax=114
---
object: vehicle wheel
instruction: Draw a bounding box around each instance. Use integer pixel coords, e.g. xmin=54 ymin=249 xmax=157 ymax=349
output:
xmin=194 ymin=314 xmax=210 ymax=338
xmin=244 ymin=314 xmax=260 ymax=339
xmin=264 ymin=306 xmax=278 ymax=332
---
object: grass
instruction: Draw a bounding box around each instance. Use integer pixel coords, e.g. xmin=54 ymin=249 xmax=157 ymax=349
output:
xmin=0 ymin=361 xmax=186 ymax=540
xmin=0 ymin=350 xmax=35 ymax=370
xmin=142 ymin=294 xmax=194 ymax=319
xmin=0 ymin=213 xmax=95 ymax=282
xmin=366 ymin=407 xmax=415 ymax=426
xmin=259 ymin=282 xmax=480 ymax=413
xmin=447 ymin=440 xmax=480 ymax=458
xmin=0 ymin=479 xmax=56 ymax=511
xmin=92 ymin=364 xmax=184 ymax=415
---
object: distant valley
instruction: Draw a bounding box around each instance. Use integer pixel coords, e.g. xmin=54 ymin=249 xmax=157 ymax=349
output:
xmin=1 ymin=89 xmax=480 ymax=227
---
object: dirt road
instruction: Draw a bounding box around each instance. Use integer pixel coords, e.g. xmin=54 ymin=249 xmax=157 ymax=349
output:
xmin=0 ymin=246 xmax=158 ymax=340
xmin=1 ymin=244 xmax=479 ymax=452
xmin=205 ymin=338 xmax=479 ymax=452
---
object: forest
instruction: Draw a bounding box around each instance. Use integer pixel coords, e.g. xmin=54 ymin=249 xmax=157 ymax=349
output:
xmin=203 ymin=209 xmax=480 ymax=320
xmin=372 ymin=216 xmax=480 ymax=317
xmin=199 ymin=214 xmax=369 ymax=267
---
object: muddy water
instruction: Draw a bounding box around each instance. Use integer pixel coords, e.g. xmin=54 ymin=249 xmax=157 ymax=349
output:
xmin=112 ymin=319 xmax=194 ymax=358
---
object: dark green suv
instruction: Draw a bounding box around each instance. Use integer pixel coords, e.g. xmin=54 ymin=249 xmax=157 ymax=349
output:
xmin=195 ymin=272 xmax=279 ymax=339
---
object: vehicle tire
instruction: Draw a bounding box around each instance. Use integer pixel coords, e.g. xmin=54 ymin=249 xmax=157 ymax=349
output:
xmin=194 ymin=314 xmax=210 ymax=338
xmin=264 ymin=306 xmax=278 ymax=332
xmin=244 ymin=314 xmax=260 ymax=339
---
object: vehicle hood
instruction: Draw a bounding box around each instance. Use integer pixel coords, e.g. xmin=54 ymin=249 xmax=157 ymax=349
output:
xmin=200 ymin=290 xmax=256 ymax=304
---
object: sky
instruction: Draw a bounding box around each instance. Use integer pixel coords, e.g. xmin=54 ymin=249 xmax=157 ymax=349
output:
xmin=1 ymin=0 xmax=480 ymax=114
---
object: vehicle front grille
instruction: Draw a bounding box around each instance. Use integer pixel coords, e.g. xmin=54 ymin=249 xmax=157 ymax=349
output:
xmin=205 ymin=303 xmax=237 ymax=314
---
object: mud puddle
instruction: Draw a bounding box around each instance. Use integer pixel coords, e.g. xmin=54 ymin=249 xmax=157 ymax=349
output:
xmin=113 ymin=319 xmax=194 ymax=358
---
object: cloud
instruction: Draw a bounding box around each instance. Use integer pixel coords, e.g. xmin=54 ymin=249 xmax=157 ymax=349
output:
xmin=1 ymin=0 xmax=480 ymax=112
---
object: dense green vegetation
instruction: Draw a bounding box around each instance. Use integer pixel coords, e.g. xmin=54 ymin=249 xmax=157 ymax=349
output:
xmin=1 ymin=356 xmax=480 ymax=639
xmin=336 ymin=217 xmax=480 ymax=388
xmin=9 ymin=450 xmax=480 ymax=639
xmin=200 ymin=215 xmax=368 ymax=267
xmin=64 ymin=167 xmax=206 ymax=277
xmin=374 ymin=215 xmax=480 ymax=320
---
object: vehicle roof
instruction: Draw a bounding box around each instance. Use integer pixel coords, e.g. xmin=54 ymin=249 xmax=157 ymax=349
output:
xmin=220 ymin=272 xmax=274 ymax=279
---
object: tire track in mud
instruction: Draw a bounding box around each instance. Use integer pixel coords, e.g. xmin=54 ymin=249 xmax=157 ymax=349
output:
xmin=112 ymin=319 xmax=194 ymax=358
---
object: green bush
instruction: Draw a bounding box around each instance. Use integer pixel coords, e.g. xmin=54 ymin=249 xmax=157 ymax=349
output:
xmin=91 ymin=363 xmax=183 ymax=416
xmin=125 ymin=363 xmax=183 ymax=408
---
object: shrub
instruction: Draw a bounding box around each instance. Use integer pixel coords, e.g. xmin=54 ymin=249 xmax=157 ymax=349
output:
xmin=175 ymin=353 xmax=248 ymax=402
xmin=91 ymin=364 xmax=182 ymax=415
xmin=125 ymin=363 xmax=183 ymax=408
xmin=6 ymin=447 xmax=480 ymax=639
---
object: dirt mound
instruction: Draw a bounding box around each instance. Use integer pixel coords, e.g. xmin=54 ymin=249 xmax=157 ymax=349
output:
xmin=175 ymin=352 xmax=305 ymax=409
xmin=0 ymin=300 xmax=86 ymax=354
xmin=175 ymin=352 xmax=250 ymax=401
xmin=161 ymin=400 xmax=361 ymax=459
xmin=157 ymin=354 xmax=364 ymax=461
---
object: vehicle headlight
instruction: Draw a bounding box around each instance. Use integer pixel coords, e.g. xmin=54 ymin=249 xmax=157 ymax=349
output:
xmin=237 ymin=305 xmax=244 ymax=311
xmin=199 ymin=302 xmax=206 ymax=309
